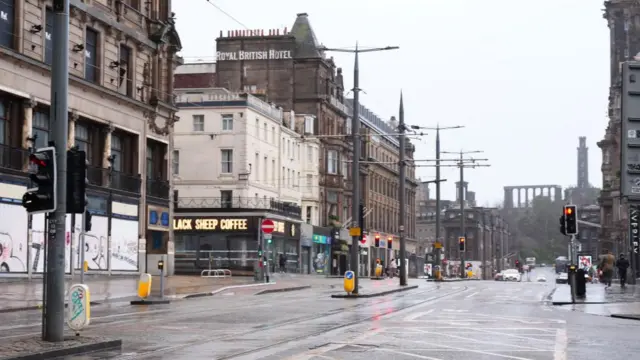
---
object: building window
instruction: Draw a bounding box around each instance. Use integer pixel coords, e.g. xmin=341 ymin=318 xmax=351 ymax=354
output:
xmin=271 ymin=127 xmax=275 ymax=143
xmin=327 ymin=150 xmax=338 ymax=174
xmin=110 ymin=133 xmax=123 ymax=172
xmin=32 ymin=111 xmax=50 ymax=149
xmin=172 ymin=150 xmax=179 ymax=175
xmin=327 ymin=191 xmax=338 ymax=219
xmin=271 ymin=159 xmax=275 ymax=186
xmin=306 ymin=206 xmax=312 ymax=224
xmin=222 ymin=114 xmax=233 ymax=131
xmin=85 ymin=28 xmax=99 ymax=83
xmin=263 ymin=156 xmax=267 ymax=184
xmin=263 ymin=123 xmax=267 ymax=139
xmin=306 ymin=174 xmax=313 ymax=189
xmin=146 ymin=144 xmax=154 ymax=179
xmin=0 ymin=0 xmax=15 ymax=49
xmin=192 ymin=114 xmax=204 ymax=131
xmin=44 ymin=8 xmax=53 ymax=65
xmin=221 ymin=149 xmax=233 ymax=173
xmin=220 ymin=190 xmax=232 ymax=208
xmin=74 ymin=122 xmax=90 ymax=162
xmin=118 ymin=44 xmax=133 ymax=96
xmin=304 ymin=116 xmax=314 ymax=134
xmin=126 ymin=0 xmax=140 ymax=9
xmin=0 ymin=103 xmax=5 ymax=144
xmin=341 ymin=155 xmax=348 ymax=177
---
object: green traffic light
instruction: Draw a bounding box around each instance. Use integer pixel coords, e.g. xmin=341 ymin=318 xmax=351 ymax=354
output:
xmin=267 ymin=239 xmax=272 ymax=244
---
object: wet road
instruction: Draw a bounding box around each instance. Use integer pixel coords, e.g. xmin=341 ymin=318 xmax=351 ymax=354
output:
xmin=1 ymin=270 xmax=639 ymax=359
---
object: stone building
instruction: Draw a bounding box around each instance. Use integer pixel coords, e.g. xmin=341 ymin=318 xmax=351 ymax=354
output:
xmin=599 ymin=0 xmax=637 ymax=255
xmin=176 ymin=13 xmax=419 ymax=273
xmin=442 ymin=206 xmax=511 ymax=278
xmin=0 ymin=0 xmax=181 ymax=276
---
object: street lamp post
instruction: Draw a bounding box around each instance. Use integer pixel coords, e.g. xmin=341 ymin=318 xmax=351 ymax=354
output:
xmin=319 ymin=44 xmax=399 ymax=293
xmin=410 ymin=125 xmax=463 ymax=274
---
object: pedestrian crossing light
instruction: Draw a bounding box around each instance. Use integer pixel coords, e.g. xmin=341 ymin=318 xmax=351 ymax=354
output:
xmin=563 ymin=205 xmax=578 ymax=235
xmin=458 ymin=237 xmax=466 ymax=251
xmin=258 ymin=246 xmax=263 ymax=257
xmin=267 ymin=238 xmax=272 ymax=244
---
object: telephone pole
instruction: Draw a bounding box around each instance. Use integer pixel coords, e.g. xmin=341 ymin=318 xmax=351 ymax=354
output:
xmin=410 ymin=124 xmax=464 ymax=273
xmin=318 ymin=44 xmax=399 ymax=293
xmin=441 ymin=150 xmax=489 ymax=278
xmin=45 ymin=0 xmax=70 ymax=342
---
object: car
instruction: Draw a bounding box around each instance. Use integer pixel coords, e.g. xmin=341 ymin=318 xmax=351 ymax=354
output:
xmin=556 ymin=272 xmax=569 ymax=284
xmin=494 ymin=271 xmax=504 ymax=281
xmin=536 ymin=275 xmax=547 ymax=282
xmin=502 ymin=269 xmax=521 ymax=282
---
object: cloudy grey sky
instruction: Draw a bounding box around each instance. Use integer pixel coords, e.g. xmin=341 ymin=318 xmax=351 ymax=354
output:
xmin=173 ymin=0 xmax=608 ymax=206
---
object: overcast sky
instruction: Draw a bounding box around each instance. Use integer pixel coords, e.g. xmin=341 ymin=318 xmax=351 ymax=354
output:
xmin=173 ymin=0 xmax=608 ymax=206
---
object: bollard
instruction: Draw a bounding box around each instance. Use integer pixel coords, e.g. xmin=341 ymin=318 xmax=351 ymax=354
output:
xmin=130 ymin=259 xmax=171 ymax=305
xmin=344 ymin=271 xmax=356 ymax=295
xmin=67 ymin=284 xmax=90 ymax=336
xmin=158 ymin=259 xmax=165 ymax=300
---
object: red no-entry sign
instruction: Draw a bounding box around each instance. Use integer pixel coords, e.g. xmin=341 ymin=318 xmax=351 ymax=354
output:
xmin=261 ymin=219 xmax=275 ymax=234
xmin=360 ymin=234 xmax=367 ymax=245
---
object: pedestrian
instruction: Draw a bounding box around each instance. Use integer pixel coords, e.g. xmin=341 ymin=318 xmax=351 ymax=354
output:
xmin=616 ymin=253 xmax=630 ymax=288
xmin=390 ymin=258 xmax=397 ymax=278
xmin=279 ymin=253 xmax=286 ymax=273
xmin=598 ymin=250 xmax=616 ymax=288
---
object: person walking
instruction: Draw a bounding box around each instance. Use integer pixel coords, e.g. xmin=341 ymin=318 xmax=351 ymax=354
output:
xmin=598 ymin=250 xmax=616 ymax=288
xmin=616 ymin=253 xmax=630 ymax=288
xmin=278 ymin=253 xmax=286 ymax=273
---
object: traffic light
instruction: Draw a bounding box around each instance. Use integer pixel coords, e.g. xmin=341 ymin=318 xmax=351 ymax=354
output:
xmin=84 ymin=210 xmax=92 ymax=232
xmin=67 ymin=150 xmax=88 ymax=214
xmin=559 ymin=215 xmax=567 ymax=235
xmin=375 ymin=235 xmax=380 ymax=247
xmin=267 ymin=237 xmax=272 ymax=244
xmin=258 ymin=246 xmax=263 ymax=257
xmin=387 ymin=237 xmax=393 ymax=249
xmin=458 ymin=236 xmax=466 ymax=251
xmin=515 ymin=260 xmax=520 ymax=268
xmin=22 ymin=147 xmax=57 ymax=214
xmin=564 ymin=205 xmax=578 ymax=235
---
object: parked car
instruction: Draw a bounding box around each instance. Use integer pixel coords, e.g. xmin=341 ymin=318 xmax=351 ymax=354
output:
xmin=502 ymin=269 xmax=521 ymax=282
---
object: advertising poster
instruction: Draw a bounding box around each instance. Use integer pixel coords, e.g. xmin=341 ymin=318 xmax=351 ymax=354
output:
xmin=73 ymin=215 xmax=108 ymax=271
xmin=31 ymin=214 xmax=72 ymax=273
xmin=110 ymin=218 xmax=139 ymax=271
xmin=0 ymin=203 xmax=29 ymax=273
xmin=579 ymin=256 xmax=592 ymax=271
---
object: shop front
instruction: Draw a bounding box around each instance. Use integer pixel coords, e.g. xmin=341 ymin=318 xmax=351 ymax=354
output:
xmin=173 ymin=216 xmax=261 ymax=275
xmin=300 ymin=223 xmax=313 ymax=274
xmin=311 ymin=226 xmax=332 ymax=275
xmin=268 ymin=220 xmax=301 ymax=273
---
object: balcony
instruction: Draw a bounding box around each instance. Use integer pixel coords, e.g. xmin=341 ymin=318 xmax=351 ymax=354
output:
xmin=147 ymin=178 xmax=170 ymax=199
xmin=0 ymin=143 xmax=30 ymax=174
xmin=178 ymin=197 xmax=302 ymax=218
xmin=87 ymin=165 xmax=142 ymax=194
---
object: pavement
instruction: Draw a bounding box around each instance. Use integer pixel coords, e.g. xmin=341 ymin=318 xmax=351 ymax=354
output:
xmin=0 ymin=267 xmax=636 ymax=359
xmin=552 ymin=279 xmax=640 ymax=321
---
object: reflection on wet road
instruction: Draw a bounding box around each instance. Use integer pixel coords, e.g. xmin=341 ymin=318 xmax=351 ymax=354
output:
xmin=2 ymin=272 xmax=639 ymax=359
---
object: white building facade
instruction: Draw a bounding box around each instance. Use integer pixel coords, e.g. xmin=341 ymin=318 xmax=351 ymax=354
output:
xmin=172 ymin=88 xmax=319 ymax=274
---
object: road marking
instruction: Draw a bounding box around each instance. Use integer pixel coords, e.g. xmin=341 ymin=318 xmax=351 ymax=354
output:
xmin=0 ymin=309 xmax=169 ymax=332
xmin=377 ymin=348 xmax=444 ymax=359
xmin=464 ymin=291 xmax=479 ymax=299
xmin=442 ymin=309 xmax=469 ymax=312
xmin=409 ymin=328 xmax=547 ymax=351
xmin=399 ymin=337 xmax=536 ymax=360
xmin=282 ymin=329 xmax=382 ymax=360
xmin=554 ymin=329 xmax=567 ymax=360
xmin=404 ymin=309 xmax=434 ymax=321
xmin=473 ymin=327 xmax=554 ymax=343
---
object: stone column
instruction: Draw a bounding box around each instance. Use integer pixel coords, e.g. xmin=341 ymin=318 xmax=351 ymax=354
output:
xmin=102 ymin=123 xmax=114 ymax=185
xmin=517 ymin=188 xmax=521 ymax=208
xmin=22 ymin=97 xmax=36 ymax=149
xmin=68 ymin=111 xmax=78 ymax=149
xmin=525 ymin=188 xmax=529 ymax=207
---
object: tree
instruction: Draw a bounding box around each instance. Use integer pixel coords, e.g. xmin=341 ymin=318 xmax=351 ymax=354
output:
xmin=507 ymin=195 xmax=566 ymax=263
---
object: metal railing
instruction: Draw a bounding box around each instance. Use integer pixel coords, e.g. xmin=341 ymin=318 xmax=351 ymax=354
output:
xmin=200 ymin=254 xmax=232 ymax=278
xmin=178 ymin=196 xmax=302 ymax=218
xmin=86 ymin=165 xmax=142 ymax=194
xmin=146 ymin=178 xmax=170 ymax=199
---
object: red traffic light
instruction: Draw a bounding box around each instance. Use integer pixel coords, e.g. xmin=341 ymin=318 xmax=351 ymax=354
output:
xmin=564 ymin=207 xmax=572 ymax=215
xmin=29 ymin=154 xmax=47 ymax=167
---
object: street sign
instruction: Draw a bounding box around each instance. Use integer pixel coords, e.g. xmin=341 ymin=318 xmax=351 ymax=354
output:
xmin=360 ymin=234 xmax=367 ymax=245
xmin=349 ymin=227 xmax=361 ymax=237
xmin=434 ymin=241 xmax=443 ymax=249
xmin=630 ymin=204 xmax=640 ymax=254
xmin=261 ymin=219 xmax=275 ymax=234
xmin=263 ymin=233 xmax=272 ymax=240
xmin=621 ymin=61 xmax=640 ymax=198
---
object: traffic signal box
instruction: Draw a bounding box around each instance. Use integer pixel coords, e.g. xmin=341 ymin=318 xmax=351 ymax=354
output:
xmin=458 ymin=236 xmax=466 ymax=251
xmin=22 ymin=147 xmax=57 ymax=214
xmin=374 ymin=235 xmax=380 ymax=247
xmin=559 ymin=215 xmax=566 ymax=235
xmin=564 ymin=205 xmax=577 ymax=235
xmin=387 ymin=237 xmax=392 ymax=249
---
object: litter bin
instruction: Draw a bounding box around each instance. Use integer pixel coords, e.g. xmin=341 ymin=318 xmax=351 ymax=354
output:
xmin=575 ymin=268 xmax=586 ymax=297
